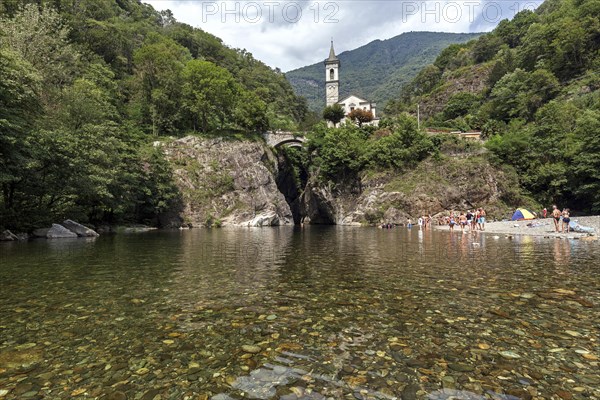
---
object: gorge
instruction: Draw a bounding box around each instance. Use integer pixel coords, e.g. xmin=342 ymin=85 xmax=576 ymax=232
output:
xmin=157 ymin=134 xmax=524 ymax=228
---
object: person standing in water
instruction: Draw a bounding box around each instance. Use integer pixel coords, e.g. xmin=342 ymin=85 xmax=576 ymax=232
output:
xmin=479 ymin=208 xmax=486 ymax=231
xmin=459 ymin=212 xmax=468 ymax=233
xmin=552 ymin=205 xmax=562 ymax=232
xmin=562 ymin=208 xmax=571 ymax=233
xmin=466 ymin=210 xmax=473 ymax=231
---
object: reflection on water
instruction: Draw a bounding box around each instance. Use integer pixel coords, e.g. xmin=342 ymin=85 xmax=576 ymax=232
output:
xmin=0 ymin=228 xmax=599 ymax=399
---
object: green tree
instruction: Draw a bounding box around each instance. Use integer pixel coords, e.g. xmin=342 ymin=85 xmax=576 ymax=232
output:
xmin=322 ymin=104 xmax=346 ymax=126
xmin=233 ymin=90 xmax=268 ymax=132
xmin=549 ymin=18 xmax=591 ymax=79
xmin=434 ymin=44 xmax=467 ymax=70
xmin=57 ymin=78 xmax=118 ymax=130
xmin=518 ymin=23 xmax=554 ymax=71
xmin=411 ymin=64 xmax=442 ymax=95
xmin=488 ymin=68 xmax=558 ymax=121
xmin=312 ymin=124 xmax=367 ymax=182
xmin=472 ymin=34 xmax=502 ymax=63
xmin=443 ymin=92 xmax=480 ymax=120
xmin=495 ymin=10 xmax=540 ymax=48
xmin=366 ymin=114 xmax=433 ymax=170
xmin=0 ymin=48 xmax=41 ymax=227
xmin=487 ymin=46 xmax=517 ymax=87
xmin=132 ymin=33 xmax=191 ymax=135
xmin=571 ymin=110 xmax=600 ymax=211
xmin=181 ymin=59 xmax=239 ymax=132
xmin=0 ymin=4 xmax=80 ymax=102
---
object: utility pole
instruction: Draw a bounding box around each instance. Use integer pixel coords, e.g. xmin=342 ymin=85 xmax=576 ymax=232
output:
xmin=417 ymin=103 xmax=420 ymax=130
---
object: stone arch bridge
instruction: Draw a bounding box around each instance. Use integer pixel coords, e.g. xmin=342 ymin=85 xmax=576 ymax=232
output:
xmin=263 ymin=131 xmax=306 ymax=148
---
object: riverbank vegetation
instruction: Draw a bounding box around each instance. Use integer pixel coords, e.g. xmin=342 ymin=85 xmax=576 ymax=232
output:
xmin=386 ymin=0 xmax=600 ymax=212
xmin=0 ymin=1 xmax=307 ymax=231
xmin=301 ymin=116 xmax=533 ymax=218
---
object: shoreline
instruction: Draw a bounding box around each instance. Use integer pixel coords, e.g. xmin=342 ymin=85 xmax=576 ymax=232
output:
xmin=434 ymin=215 xmax=600 ymax=239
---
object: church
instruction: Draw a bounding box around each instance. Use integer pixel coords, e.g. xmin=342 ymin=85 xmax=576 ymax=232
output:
xmin=325 ymin=41 xmax=379 ymax=127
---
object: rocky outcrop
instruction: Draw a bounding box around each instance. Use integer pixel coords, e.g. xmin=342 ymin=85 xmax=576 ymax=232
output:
xmin=46 ymin=224 xmax=78 ymax=239
xmin=0 ymin=230 xmax=19 ymax=241
xmin=158 ymin=136 xmax=524 ymax=228
xmin=32 ymin=228 xmax=50 ymax=238
xmin=421 ymin=64 xmax=492 ymax=119
xmin=61 ymin=220 xmax=99 ymax=237
xmin=300 ymin=156 xmax=527 ymax=226
xmin=161 ymin=136 xmax=293 ymax=227
xmin=299 ymin=180 xmax=338 ymax=225
xmin=31 ymin=221 xmax=99 ymax=239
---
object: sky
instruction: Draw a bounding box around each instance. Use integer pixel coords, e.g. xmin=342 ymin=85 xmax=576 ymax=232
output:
xmin=144 ymin=0 xmax=542 ymax=72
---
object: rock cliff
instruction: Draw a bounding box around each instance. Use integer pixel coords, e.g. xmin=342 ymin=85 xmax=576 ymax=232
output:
xmin=161 ymin=137 xmax=529 ymax=228
xmin=299 ymin=156 xmax=529 ymax=225
xmin=161 ymin=136 xmax=294 ymax=227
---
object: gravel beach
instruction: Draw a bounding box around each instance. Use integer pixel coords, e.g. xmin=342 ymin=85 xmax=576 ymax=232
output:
xmin=435 ymin=215 xmax=600 ymax=239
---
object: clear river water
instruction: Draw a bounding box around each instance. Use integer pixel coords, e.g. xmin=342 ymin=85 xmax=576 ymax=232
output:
xmin=0 ymin=227 xmax=599 ymax=400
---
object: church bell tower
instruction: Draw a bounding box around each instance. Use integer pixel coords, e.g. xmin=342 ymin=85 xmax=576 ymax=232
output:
xmin=325 ymin=41 xmax=340 ymax=107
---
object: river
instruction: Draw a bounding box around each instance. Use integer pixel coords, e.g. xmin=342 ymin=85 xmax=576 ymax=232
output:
xmin=0 ymin=227 xmax=599 ymax=399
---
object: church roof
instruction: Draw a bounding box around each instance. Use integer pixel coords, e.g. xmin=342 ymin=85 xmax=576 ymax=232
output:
xmin=338 ymin=94 xmax=370 ymax=104
xmin=326 ymin=41 xmax=339 ymax=62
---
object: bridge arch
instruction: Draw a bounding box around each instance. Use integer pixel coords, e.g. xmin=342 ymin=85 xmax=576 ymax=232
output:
xmin=263 ymin=131 xmax=306 ymax=148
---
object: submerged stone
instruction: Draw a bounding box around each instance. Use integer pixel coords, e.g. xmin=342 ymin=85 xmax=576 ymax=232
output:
xmin=242 ymin=345 xmax=261 ymax=354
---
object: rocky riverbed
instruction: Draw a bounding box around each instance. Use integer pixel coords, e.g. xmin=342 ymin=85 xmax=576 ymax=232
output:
xmin=0 ymin=228 xmax=598 ymax=399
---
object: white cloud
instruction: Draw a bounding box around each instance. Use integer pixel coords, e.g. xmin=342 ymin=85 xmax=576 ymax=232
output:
xmin=144 ymin=0 xmax=542 ymax=71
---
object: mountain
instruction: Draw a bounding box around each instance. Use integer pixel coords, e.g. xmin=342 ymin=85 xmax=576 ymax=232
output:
xmin=391 ymin=0 xmax=600 ymax=212
xmin=286 ymin=32 xmax=482 ymax=112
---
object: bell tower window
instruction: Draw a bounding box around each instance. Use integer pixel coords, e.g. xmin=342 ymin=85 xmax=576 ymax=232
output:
xmin=330 ymin=69 xmax=335 ymax=80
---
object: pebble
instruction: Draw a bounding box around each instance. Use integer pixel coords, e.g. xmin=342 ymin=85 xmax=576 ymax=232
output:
xmin=556 ymin=390 xmax=573 ymax=400
xmin=15 ymin=343 xmax=37 ymax=350
xmin=449 ymin=363 xmax=475 ymax=372
xmin=554 ymin=289 xmax=576 ymax=295
xmin=241 ymin=345 xmax=261 ymax=354
xmin=499 ymin=351 xmax=521 ymax=359
xmin=71 ymin=388 xmax=86 ymax=396
xmin=401 ymin=383 xmax=419 ymax=400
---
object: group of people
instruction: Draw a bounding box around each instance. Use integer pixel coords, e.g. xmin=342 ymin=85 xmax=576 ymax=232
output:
xmin=405 ymin=215 xmax=434 ymax=229
xmin=550 ymin=205 xmax=571 ymax=233
xmin=442 ymin=208 xmax=487 ymax=233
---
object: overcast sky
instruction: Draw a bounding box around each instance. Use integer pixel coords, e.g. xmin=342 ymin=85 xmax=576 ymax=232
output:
xmin=144 ymin=0 xmax=542 ymax=72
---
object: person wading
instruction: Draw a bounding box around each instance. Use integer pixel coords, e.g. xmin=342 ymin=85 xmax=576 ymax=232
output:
xmin=562 ymin=208 xmax=571 ymax=233
xmin=552 ymin=205 xmax=562 ymax=232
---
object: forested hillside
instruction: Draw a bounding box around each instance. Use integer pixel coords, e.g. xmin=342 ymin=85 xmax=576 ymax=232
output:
xmin=0 ymin=0 xmax=308 ymax=231
xmin=286 ymin=32 xmax=481 ymax=111
xmin=388 ymin=0 xmax=600 ymax=212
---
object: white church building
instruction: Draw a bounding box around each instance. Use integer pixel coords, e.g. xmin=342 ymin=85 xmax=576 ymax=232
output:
xmin=325 ymin=41 xmax=379 ymax=127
